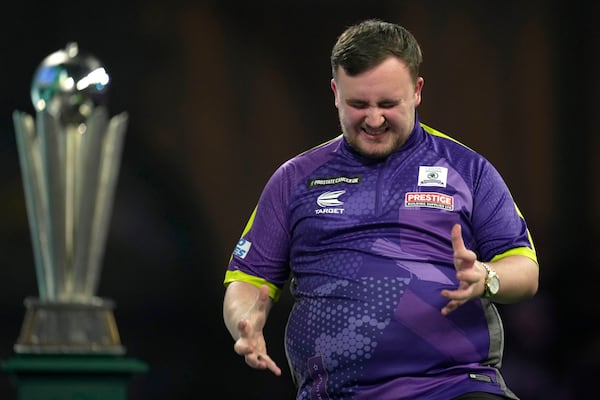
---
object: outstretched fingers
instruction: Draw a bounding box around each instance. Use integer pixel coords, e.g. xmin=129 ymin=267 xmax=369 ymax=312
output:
xmin=255 ymin=353 xmax=282 ymax=376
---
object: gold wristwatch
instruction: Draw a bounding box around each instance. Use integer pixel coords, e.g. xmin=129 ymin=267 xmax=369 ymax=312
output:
xmin=481 ymin=262 xmax=500 ymax=299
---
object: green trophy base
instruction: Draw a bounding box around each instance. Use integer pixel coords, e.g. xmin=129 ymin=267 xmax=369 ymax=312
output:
xmin=1 ymin=354 xmax=148 ymax=400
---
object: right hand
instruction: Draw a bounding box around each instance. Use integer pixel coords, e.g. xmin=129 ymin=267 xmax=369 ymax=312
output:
xmin=233 ymin=284 xmax=282 ymax=376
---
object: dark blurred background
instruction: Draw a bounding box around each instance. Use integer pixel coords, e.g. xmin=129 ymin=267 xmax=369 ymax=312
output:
xmin=0 ymin=0 xmax=598 ymax=399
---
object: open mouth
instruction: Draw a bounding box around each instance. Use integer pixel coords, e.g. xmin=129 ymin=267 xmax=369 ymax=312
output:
xmin=362 ymin=127 xmax=388 ymax=137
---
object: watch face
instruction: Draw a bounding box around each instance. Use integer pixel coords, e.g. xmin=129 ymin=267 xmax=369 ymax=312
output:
xmin=488 ymin=274 xmax=500 ymax=294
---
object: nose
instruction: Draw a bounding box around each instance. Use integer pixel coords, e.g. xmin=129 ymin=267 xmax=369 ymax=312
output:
xmin=365 ymin=108 xmax=385 ymax=128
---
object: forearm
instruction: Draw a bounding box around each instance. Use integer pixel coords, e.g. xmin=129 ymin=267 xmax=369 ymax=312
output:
xmin=487 ymin=255 xmax=539 ymax=304
xmin=223 ymin=281 xmax=268 ymax=340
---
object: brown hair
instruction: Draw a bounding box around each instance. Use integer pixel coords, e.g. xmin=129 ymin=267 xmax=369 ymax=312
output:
xmin=331 ymin=19 xmax=423 ymax=83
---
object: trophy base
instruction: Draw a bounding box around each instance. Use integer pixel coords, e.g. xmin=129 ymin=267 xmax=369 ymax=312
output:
xmin=14 ymin=296 xmax=125 ymax=355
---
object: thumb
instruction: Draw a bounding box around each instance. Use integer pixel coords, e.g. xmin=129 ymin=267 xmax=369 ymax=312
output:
xmin=451 ymin=223 xmax=476 ymax=270
xmin=450 ymin=223 xmax=466 ymax=253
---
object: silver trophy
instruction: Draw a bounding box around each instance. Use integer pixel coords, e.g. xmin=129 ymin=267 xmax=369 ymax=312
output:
xmin=13 ymin=42 xmax=127 ymax=354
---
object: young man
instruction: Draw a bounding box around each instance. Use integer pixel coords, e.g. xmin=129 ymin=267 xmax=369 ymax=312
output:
xmin=223 ymin=19 xmax=539 ymax=400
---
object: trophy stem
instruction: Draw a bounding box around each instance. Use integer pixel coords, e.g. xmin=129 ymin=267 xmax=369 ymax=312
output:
xmin=70 ymin=109 xmax=105 ymax=299
xmin=64 ymin=123 xmax=78 ymax=295
xmin=78 ymin=111 xmax=127 ymax=296
xmin=39 ymin=110 xmax=67 ymax=299
xmin=13 ymin=111 xmax=51 ymax=299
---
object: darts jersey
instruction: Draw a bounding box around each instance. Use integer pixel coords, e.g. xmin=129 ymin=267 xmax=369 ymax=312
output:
xmin=224 ymin=115 xmax=537 ymax=400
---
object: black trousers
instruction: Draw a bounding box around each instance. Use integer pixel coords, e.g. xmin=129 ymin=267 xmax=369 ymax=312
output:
xmin=452 ymin=392 xmax=509 ymax=400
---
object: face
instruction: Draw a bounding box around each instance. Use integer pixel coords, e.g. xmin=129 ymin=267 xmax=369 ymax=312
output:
xmin=331 ymin=57 xmax=424 ymax=159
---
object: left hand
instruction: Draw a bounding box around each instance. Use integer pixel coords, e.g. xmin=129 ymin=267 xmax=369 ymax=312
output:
xmin=440 ymin=223 xmax=487 ymax=316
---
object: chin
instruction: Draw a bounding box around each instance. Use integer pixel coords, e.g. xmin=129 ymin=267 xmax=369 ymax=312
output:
xmin=346 ymin=134 xmax=396 ymax=159
xmin=356 ymin=145 xmax=393 ymax=160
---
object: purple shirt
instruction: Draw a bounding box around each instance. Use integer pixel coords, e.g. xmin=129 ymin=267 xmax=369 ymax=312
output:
xmin=225 ymin=116 xmax=537 ymax=400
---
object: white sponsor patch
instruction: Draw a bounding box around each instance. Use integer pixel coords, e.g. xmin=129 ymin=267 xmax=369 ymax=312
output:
xmin=233 ymin=238 xmax=252 ymax=259
xmin=418 ymin=166 xmax=448 ymax=187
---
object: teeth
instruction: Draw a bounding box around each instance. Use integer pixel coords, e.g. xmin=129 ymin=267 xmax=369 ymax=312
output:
xmin=364 ymin=126 xmax=387 ymax=135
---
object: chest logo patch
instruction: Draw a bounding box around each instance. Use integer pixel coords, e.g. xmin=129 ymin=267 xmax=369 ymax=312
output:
xmin=317 ymin=190 xmax=345 ymax=207
xmin=405 ymin=192 xmax=454 ymax=210
xmin=315 ymin=190 xmax=346 ymax=214
xmin=418 ymin=166 xmax=448 ymax=187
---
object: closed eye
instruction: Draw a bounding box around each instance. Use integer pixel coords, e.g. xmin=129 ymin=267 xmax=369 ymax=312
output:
xmin=347 ymin=100 xmax=369 ymax=109
xmin=346 ymin=100 xmax=399 ymax=109
xmin=378 ymin=101 xmax=398 ymax=109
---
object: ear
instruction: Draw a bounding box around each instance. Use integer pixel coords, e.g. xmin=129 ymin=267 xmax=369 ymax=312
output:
xmin=331 ymin=78 xmax=339 ymax=107
xmin=414 ymin=77 xmax=424 ymax=106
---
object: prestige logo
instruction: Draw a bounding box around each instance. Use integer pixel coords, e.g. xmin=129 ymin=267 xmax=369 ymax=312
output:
xmin=405 ymin=192 xmax=454 ymax=210
xmin=315 ymin=190 xmax=345 ymax=214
